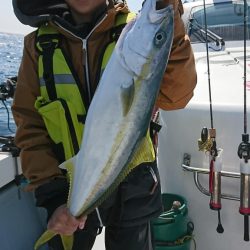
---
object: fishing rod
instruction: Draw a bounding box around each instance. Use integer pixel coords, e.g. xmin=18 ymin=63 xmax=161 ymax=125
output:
xmin=197 ymin=0 xmax=224 ymax=234
xmin=237 ymin=0 xmax=250 ymax=242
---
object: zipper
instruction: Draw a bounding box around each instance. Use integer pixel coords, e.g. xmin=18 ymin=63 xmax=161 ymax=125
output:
xmin=55 ymin=14 xmax=108 ymax=104
xmin=82 ymin=39 xmax=91 ymax=103
xmin=81 ymin=14 xmax=108 ymax=103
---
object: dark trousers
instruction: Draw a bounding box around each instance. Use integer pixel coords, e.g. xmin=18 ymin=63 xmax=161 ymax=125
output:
xmin=49 ymin=222 xmax=153 ymax=250
xmin=105 ymin=223 xmax=153 ymax=250
xmin=49 ymin=163 xmax=162 ymax=250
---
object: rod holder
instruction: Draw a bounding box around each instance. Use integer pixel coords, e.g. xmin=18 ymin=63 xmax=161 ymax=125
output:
xmin=182 ymin=153 xmax=240 ymax=201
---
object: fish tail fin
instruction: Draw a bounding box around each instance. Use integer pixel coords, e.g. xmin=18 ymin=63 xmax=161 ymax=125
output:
xmin=34 ymin=230 xmax=74 ymax=250
xmin=34 ymin=230 xmax=57 ymax=250
xmin=61 ymin=235 xmax=74 ymax=250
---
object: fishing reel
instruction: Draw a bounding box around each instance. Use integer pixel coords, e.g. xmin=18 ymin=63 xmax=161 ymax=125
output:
xmin=238 ymin=134 xmax=250 ymax=162
xmin=198 ymin=127 xmax=217 ymax=157
xmin=0 ymin=76 xmax=17 ymax=100
xmin=0 ymin=135 xmax=20 ymax=157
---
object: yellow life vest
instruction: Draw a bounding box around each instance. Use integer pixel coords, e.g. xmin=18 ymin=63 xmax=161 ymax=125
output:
xmin=35 ymin=13 xmax=155 ymax=170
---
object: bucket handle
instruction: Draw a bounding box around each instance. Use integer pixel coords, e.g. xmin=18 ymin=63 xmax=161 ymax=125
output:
xmin=160 ymin=203 xmax=187 ymax=218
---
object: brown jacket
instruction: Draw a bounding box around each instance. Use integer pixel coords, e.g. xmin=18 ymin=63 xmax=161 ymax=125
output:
xmin=12 ymin=0 xmax=197 ymax=191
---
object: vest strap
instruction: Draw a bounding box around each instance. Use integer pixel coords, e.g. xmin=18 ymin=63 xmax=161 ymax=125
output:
xmin=38 ymin=36 xmax=59 ymax=101
xmin=59 ymin=99 xmax=79 ymax=155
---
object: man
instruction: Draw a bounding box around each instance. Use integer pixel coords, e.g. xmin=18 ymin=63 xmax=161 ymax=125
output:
xmin=12 ymin=0 xmax=196 ymax=249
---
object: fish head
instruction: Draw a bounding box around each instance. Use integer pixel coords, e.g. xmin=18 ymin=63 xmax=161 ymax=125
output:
xmin=117 ymin=0 xmax=174 ymax=79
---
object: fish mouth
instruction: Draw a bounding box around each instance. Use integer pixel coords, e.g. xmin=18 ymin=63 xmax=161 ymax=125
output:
xmin=155 ymin=0 xmax=170 ymax=10
xmin=148 ymin=1 xmax=173 ymax=24
xmin=129 ymin=48 xmax=151 ymax=61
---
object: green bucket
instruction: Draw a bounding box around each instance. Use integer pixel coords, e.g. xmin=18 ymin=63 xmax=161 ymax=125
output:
xmin=151 ymin=193 xmax=192 ymax=243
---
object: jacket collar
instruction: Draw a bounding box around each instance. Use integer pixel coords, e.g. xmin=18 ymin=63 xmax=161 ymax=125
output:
xmin=48 ymin=1 xmax=129 ymax=41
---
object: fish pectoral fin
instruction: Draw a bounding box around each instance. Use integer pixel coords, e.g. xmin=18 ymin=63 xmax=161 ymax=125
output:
xmin=59 ymin=155 xmax=77 ymax=173
xmin=34 ymin=230 xmax=74 ymax=250
xmin=120 ymin=79 xmax=135 ymax=116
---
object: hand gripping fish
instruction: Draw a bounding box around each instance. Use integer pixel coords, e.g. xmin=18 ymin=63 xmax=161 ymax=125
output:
xmin=35 ymin=0 xmax=174 ymax=249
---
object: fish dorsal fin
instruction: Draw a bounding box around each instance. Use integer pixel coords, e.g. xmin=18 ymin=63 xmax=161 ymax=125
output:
xmin=59 ymin=155 xmax=76 ymax=177
xmin=120 ymin=79 xmax=135 ymax=116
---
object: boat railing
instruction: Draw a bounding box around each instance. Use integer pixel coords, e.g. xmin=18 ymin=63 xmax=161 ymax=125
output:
xmin=181 ymin=153 xmax=240 ymax=201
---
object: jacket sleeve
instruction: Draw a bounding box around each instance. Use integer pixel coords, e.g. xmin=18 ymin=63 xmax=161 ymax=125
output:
xmin=156 ymin=0 xmax=197 ymax=110
xmin=12 ymin=32 xmax=65 ymax=192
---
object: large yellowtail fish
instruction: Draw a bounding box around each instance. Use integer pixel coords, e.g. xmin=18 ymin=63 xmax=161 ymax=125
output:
xmin=35 ymin=0 xmax=174 ymax=248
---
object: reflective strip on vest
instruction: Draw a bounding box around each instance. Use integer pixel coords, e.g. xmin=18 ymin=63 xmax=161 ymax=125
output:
xmin=39 ymin=74 xmax=76 ymax=86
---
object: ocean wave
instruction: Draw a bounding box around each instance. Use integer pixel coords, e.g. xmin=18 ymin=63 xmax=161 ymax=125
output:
xmin=0 ymin=32 xmax=23 ymax=135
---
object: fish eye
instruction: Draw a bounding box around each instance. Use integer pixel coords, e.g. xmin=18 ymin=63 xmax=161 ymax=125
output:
xmin=154 ymin=30 xmax=166 ymax=47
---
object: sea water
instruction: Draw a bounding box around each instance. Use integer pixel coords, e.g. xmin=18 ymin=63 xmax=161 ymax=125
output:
xmin=0 ymin=32 xmax=23 ymax=136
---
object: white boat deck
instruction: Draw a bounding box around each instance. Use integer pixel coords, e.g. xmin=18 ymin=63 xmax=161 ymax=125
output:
xmin=0 ymin=152 xmax=21 ymax=188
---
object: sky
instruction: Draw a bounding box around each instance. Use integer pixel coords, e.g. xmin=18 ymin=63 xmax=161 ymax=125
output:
xmin=0 ymin=0 xmax=144 ymax=35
